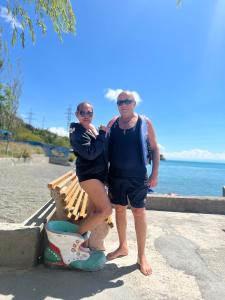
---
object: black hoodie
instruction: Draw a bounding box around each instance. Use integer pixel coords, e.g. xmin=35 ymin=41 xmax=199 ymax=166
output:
xmin=69 ymin=122 xmax=107 ymax=181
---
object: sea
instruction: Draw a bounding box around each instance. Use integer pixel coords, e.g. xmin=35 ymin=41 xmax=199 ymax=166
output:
xmin=147 ymin=160 xmax=225 ymax=197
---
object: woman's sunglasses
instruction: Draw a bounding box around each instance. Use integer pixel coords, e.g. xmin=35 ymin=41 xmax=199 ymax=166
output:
xmin=117 ymin=99 xmax=134 ymax=106
xmin=79 ymin=110 xmax=93 ymax=117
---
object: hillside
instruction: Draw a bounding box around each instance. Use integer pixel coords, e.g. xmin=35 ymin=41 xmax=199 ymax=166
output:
xmin=0 ymin=117 xmax=70 ymax=158
xmin=0 ymin=116 xmax=70 ymax=148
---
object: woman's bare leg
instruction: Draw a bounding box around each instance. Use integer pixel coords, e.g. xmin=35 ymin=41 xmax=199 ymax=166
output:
xmin=79 ymin=198 xmax=95 ymax=247
xmin=78 ymin=179 xmax=112 ymax=235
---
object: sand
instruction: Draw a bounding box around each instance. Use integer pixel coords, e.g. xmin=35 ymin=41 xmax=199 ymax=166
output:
xmin=0 ymin=155 xmax=73 ymax=223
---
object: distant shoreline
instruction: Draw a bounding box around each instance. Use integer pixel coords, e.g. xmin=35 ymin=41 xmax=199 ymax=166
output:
xmin=160 ymin=159 xmax=225 ymax=165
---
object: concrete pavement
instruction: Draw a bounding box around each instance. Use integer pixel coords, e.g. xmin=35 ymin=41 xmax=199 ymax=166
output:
xmin=0 ymin=209 xmax=225 ymax=300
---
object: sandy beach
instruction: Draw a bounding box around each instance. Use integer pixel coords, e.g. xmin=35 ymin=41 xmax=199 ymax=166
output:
xmin=0 ymin=155 xmax=72 ymax=223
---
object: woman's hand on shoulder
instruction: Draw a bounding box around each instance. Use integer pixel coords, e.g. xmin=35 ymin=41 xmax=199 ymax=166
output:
xmin=87 ymin=123 xmax=96 ymax=130
xmin=87 ymin=123 xmax=98 ymax=136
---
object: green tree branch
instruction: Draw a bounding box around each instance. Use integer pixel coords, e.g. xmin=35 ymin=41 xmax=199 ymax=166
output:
xmin=2 ymin=0 xmax=76 ymax=47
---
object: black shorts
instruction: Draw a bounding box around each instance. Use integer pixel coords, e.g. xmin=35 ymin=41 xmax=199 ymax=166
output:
xmin=108 ymin=176 xmax=148 ymax=208
xmin=78 ymin=172 xmax=106 ymax=184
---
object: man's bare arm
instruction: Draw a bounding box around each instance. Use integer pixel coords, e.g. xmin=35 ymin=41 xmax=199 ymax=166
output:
xmin=146 ymin=119 xmax=160 ymax=187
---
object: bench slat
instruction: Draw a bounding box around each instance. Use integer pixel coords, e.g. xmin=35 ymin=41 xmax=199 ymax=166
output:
xmin=60 ymin=177 xmax=78 ymax=197
xmin=48 ymin=170 xmax=73 ymax=189
xmin=64 ymin=183 xmax=78 ymax=205
xmin=55 ymin=173 xmax=76 ymax=191
xmin=79 ymin=193 xmax=88 ymax=217
xmin=72 ymin=190 xmax=85 ymax=218
xmin=64 ymin=187 xmax=80 ymax=211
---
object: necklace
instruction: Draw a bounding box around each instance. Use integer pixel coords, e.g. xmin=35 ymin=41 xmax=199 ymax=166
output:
xmin=120 ymin=119 xmax=130 ymax=135
xmin=119 ymin=116 xmax=135 ymax=135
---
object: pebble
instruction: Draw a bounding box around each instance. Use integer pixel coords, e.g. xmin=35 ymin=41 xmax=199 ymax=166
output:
xmin=0 ymin=156 xmax=73 ymax=223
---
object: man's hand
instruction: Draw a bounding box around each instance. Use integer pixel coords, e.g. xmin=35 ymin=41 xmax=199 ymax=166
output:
xmin=99 ymin=125 xmax=107 ymax=132
xmin=148 ymin=174 xmax=158 ymax=188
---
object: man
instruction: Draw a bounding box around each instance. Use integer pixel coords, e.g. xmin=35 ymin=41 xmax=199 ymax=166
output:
xmin=106 ymin=91 xmax=160 ymax=276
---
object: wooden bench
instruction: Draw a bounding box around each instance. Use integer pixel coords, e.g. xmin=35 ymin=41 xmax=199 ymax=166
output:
xmin=48 ymin=170 xmax=113 ymax=227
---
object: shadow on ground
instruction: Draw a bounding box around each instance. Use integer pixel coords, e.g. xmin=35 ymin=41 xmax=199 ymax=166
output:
xmin=0 ymin=262 xmax=137 ymax=300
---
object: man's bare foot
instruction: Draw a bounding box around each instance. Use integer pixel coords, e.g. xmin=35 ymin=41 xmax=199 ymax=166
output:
xmin=106 ymin=247 xmax=128 ymax=261
xmin=137 ymin=256 xmax=152 ymax=276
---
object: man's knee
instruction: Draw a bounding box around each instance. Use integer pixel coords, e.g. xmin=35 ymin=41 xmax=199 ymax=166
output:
xmin=132 ymin=207 xmax=145 ymax=218
xmin=115 ymin=204 xmax=127 ymax=214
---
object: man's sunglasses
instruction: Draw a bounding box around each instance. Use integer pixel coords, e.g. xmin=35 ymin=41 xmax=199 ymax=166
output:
xmin=117 ymin=99 xmax=134 ymax=106
xmin=79 ymin=110 xmax=93 ymax=117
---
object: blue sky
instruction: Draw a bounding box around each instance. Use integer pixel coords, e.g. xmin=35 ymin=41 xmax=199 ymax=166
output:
xmin=1 ymin=0 xmax=225 ymax=161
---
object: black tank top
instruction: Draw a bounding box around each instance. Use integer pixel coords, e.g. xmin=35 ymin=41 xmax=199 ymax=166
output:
xmin=109 ymin=116 xmax=146 ymax=178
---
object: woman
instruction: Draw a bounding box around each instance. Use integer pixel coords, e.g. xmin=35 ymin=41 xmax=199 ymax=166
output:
xmin=69 ymin=101 xmax=112 ymax=236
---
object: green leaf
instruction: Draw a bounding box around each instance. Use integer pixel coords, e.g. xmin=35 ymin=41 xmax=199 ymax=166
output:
xmin=20 ymin=31 xmax=25 ymax=48
xmin=37 ymin=18 xmax=47 ymax=35
xmin=12 ymin=29 xmax=17 ymax=47
xmin=7 ymin=0 xmax=10 ymax=14
xmin=31 ymin=30 xmax=35 ymax=43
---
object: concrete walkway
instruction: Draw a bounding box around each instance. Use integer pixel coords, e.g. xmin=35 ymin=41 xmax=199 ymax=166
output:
xmin=0 ymin=209 xmax=225 ymax=300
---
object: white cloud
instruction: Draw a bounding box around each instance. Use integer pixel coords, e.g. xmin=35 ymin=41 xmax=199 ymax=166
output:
xmin=158 ymin=144 xmax=166 ymax=151
xmin=105 ymin=88 xmax=142 ymax=105
xmin=162 ymin=148 xmax=225 ymax=161
xmin=0 ymin=6 xmax=22 ymax=29
xmin=48 ymin=127 xmax=68 ymax=137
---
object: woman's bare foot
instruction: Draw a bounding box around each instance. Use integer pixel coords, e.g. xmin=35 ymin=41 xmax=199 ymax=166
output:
xmin=137 ymin=256 xmax=152 ymax=276
xmin=106 ymin=247 xmax=128 ymax=261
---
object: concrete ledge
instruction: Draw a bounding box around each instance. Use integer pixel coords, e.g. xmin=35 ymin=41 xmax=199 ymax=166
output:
xmin=49 ymin=156 xmax=70 ymax=166
xmin=0 ymin=224 xmax=41 ymax=268
xmin=146 ymin=194 xmax=225 ymax=215
xmin=0 ymin=199 xmax=55 ymax=268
